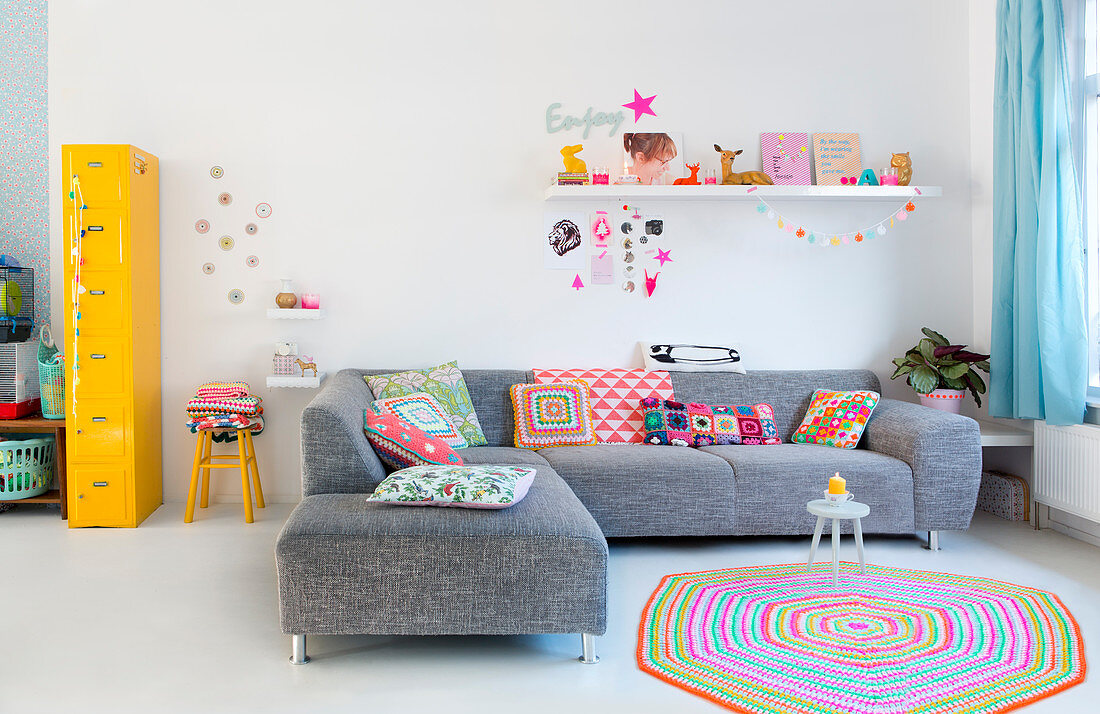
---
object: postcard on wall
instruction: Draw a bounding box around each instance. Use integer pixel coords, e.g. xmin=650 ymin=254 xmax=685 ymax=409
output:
xmin=544 ymin=212 xmax=587 ymax=270
xmin=622 ymin=131 xmax=685 ymax=186
xmin=761 ymin=132 xmax=811 ymax=185
xmin=591 ymin=252 xmax=613 ymax=284
xmin=812 ymin=132 xmax=861 ymax=185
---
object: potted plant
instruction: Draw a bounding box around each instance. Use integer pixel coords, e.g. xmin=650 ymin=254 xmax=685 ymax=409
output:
xmin=890 ymin=328 xmax=990 ymax=414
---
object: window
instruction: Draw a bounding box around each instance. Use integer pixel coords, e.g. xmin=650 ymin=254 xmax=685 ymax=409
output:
xmin=1085 ymin=0 xmax=1100 ymax=402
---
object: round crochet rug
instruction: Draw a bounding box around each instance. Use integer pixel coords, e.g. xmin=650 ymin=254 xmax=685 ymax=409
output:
xmin=637 ymin=563 xmax=1085 ymax=714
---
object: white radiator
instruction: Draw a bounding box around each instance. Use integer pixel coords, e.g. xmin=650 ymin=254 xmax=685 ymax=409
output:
xmin=1033 ymin=421 xmax=1100 ymax=524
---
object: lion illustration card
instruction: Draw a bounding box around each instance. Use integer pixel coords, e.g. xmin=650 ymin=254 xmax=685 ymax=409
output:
xmin=543 ymin=212 xmax=587 ymax=270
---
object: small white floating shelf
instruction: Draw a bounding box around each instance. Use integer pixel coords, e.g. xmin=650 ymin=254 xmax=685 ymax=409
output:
xmin=267 ymin=372 xmax=326 ymax=389
xmin=544 ymin=184 xmax=942 ymax=202
xmin=266 ymin=308 xmax=326 ymax=320
xmin=977 ymin=419 xmax=1034 ymax=448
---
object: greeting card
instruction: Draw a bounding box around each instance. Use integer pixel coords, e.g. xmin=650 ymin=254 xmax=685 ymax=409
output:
xmin=812 ymin=133 xmax=862 ymax=186
xmin=761 ymin=132 xmax=811 ymax=185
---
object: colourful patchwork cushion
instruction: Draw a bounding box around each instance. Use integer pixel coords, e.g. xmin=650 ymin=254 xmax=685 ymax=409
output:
xmin=533 ymin=368 xmax=675 ymax=443
xmin=366 ymin=361 xmax=487 ymax=447
xmin=366 ymin=465 xmax=536 ymax=509
xmin=510 ymin=381 xmax=598 ymax=449
xmin=363 ymin=413 xmax=464 ymax=471
xmin=369 ymin=393 xmax=467 ymax=449
xmin=791 ymin=389 xmax=879 ymax=449
xmin=641 ymin=398 xmax=782 ymax=447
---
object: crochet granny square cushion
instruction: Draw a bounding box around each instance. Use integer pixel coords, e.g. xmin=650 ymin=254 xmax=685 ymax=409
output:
xmin=791 ymin=389 xmax=880 ymax=449
xmin=641 ymin=398 xmax=782 ymax=447
xmin=533 ymin=368 xmax=674 ymax=443
xmin=365 ymin=361 xmax=487 ymax=447
xmin=510 ymin=381 xmax=598 ymax=449
xmin=363 ymin=412 xmax=464 ymax=471
xmin=366 ymin=465 xmax=536 ymax=509
xmin=369 ymin=393 xmax=467 ymax=449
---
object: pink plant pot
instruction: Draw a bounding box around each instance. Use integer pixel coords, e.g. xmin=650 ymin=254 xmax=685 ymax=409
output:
xmin=918 ymin=389 xmax=965 ymax=414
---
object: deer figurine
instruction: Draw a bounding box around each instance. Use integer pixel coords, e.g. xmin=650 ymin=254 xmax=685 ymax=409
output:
xmin=673 ymin=162 xmax=701 ymax=185
xmin=295 ymin=357 xmax=318 ymax=377
xmin=560 ymin=144 xmax=587 ymax=173
xmin=713 ymin=144 xmax=774 ymax=185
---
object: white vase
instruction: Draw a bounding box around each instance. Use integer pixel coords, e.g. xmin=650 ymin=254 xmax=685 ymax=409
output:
xmin=275 ymin=278 xmax=297 ymax=309
xmin=918 ymin=388 xmax=965 ymax=414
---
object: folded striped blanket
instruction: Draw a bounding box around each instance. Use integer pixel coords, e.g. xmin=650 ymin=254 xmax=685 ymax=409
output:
xmin=194 ymin=381 xmax=250 ymax=400
xmin=186 ymin=414 xmax=264 ymax=441
xmin=186 ymin=395 xmax=263 ymax=418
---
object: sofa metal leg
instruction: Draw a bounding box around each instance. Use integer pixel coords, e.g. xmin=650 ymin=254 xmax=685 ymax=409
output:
xmin=290 ymin=634 xmax=310 ymax=665
xmin=579 ymin=633 xmax=599 ymax=664
xmin=924 ymin=531 xmax=940 ymax=551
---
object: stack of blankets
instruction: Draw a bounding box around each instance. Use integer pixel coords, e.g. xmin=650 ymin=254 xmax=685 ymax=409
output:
xmin=186 ymin=381 xmax=264 ymax=442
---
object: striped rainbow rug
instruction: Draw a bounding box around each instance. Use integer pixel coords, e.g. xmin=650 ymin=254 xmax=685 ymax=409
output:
xmin=637 ymin=563 xmax=1085 ymax=713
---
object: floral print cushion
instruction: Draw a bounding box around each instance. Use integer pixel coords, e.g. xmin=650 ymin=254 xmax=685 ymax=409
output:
xmin=641 ymin=397 xmax=782 ymax=447
xmin=366 ymin=465 xmax=537 ymax=509
xmin=366 ymin=361 xmax=487 ymax=447
xmin=791 ymin=389 xmax=879 ymax=449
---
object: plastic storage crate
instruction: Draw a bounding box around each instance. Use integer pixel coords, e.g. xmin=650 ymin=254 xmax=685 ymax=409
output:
xmin=0 ymin=435 xmax=55 ymax=500
xmin=0 ymin=340 xmax=40 ymax=419
xmin=38 ymin=326 xmax=64 ymax=419
xmin=0 ymin=266 xmax=33 ymax=343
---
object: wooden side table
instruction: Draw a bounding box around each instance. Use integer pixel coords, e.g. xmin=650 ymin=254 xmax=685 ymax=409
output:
xmin=0 ymin=414 xmax=68 ymax=519
xmin=807 ymin=498 xmax=870 ymax=587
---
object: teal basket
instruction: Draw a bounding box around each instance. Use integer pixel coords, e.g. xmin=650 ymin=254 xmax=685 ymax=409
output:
xmin=0 ymin=436 xmax=55 ymax=500
xmin=38 ymin=326 xmax=65 ymax=420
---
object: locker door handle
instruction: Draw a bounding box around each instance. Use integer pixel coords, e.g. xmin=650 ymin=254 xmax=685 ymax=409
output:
xmin=88 ymin=226 xmax=104 ymax=232
xmin=86 ymin=161 xmax=103 ymax=168
xmin=92 ymin=481 xmax=109 ymax=487
xmin=90 ymin=354 xmax=106 ymax=359
xmin=91 ymin=417 xmax=107 ymax=423
xmin=89 ymin=290 xmax=105 ymax=296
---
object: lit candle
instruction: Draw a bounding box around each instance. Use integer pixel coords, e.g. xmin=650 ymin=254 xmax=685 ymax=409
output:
xmin=828 ymin=472 xmax=846 ymax=495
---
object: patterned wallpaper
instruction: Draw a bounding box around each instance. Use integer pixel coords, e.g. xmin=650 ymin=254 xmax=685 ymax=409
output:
xmin=0 ymin=0 xmax=48 ymax=330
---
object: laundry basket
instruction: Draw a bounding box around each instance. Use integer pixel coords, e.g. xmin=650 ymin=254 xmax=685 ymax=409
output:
xmin=38 ymin=326 xmax=64 ymax=419
xmin=0 ymin=435 xmax=55 ymax=500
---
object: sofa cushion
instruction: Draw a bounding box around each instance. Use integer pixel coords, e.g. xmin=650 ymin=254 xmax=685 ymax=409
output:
xmin=668 ymin=370 xmax=881 ymax=441
xmin=363 ymin=413 xmax=464 ymax=470
xmin=533 ymin=368 xmax=675 ymax=443
xmin=366 ymin=465 xmax=536 ymax=509
xmin=365 ymin=361 xmax=488 ymax=447
xmin=369 ymin=393 xmax=468 ymax=449
xmin=537 ymin=445 xmax=737 ymax=537
xmin=790 ymin=389 xmax=880 ymax=449
xmin=698 ymin=444 xmax=914 ymax=535
xmin=276 ymin=467 xmax=607 ymax=636
xmin=641 ymin=397 xmax=781 ymax=446
xmin=510 ymin=381 xmax=598 ymax=448
xmin=454 ymin=446 xmax=551 ymax=467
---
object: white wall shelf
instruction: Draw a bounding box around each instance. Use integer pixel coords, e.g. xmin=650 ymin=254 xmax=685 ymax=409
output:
xmin=544 ymin=185 xmax=942 ymax=202
xmin=977 ymin=419 xmax=1034 ymax=448
xmin=267 ymin=373 xmax=327 ymax=389
xmin=266 ymin=308 xmax=326 ymax=320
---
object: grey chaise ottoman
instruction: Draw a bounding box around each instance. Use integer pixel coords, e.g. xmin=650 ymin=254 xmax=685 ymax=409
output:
xmin=276 ymin=466 xmax=608 ymax=664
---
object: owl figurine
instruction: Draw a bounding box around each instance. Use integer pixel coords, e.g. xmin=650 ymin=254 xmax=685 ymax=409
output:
xmin=891 ymin=152 xmax=912 ymax=186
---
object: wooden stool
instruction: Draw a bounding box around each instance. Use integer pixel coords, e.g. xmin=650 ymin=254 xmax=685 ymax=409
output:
xmin=184 ymin=428 xmax=265 ymax=523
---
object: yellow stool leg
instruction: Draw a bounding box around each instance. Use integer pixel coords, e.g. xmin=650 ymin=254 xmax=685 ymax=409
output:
xmin=245 ymin=430 xmax=265 ymax=509
xmin=238 ymin=432 xmax=254 ymax=523
xmin=184 ymin=431 xmax=204 ymax=523
xmin=199 ymin=430 xmax=213 ymax=508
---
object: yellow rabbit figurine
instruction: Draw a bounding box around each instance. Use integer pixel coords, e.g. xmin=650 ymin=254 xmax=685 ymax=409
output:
xmin=561 ymin=144 xmax=587 ymax=173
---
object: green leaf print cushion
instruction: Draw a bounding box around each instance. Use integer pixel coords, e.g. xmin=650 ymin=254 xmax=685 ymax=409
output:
xmin=365 ymin=361 xmax=487 ymax=447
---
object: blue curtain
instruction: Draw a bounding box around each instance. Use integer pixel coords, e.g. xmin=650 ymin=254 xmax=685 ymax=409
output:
xmin=991 ymin=0 xmax=1088 ymax=425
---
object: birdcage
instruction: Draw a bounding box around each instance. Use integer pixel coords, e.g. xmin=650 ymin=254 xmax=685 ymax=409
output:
xmin=0 ymin=267 xmax=34 ymax=343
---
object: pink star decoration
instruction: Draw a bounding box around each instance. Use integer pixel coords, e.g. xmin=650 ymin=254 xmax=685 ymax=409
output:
xmin=653 ymin=248 xmax=673 ymax=266
xmin=622 ymin=89 xmax=657 ymax=123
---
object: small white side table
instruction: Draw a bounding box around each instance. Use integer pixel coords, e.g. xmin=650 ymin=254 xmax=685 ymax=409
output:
xmin=807 ymin=499 xmax=870 ymax=587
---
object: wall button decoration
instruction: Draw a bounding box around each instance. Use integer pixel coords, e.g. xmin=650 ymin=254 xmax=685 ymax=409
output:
xmin=202 ymin=262 xmax=215 ymax=275
xmin=621 ymin=237 xmax=633 ymax=250
xmin=219 ymin=235 xmax=235 ymax=251
xmin=227 ymin=289 xmax=245 ymax=304
xmin=246 ymin=255 xmax=259 ymax=268
xmin=255 ymin=202 xmax=272 ymax=218
xmin=622 ymin=280 xmax=635 ymax=293
xmin=245 ymin=222 xmax=258 ymax=235
xmin=210 ymin=166 xmax=224 ymax=179
xmin=218 ymin=192 xmax=233 ymax=206
xmin=194 ymin=219 xmax=210 ymax=234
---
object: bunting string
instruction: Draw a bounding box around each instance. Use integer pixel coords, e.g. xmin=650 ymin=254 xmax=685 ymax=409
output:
xmin=754 ymin=189 xmax=921 ymax=247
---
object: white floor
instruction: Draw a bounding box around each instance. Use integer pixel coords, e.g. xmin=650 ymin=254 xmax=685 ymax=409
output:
xmin=1 ymin=503 xmax=1097 ymax=714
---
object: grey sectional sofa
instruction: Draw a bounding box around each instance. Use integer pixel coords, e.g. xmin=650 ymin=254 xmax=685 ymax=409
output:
xmin=276 ymin=368 xmax=982 ymax=663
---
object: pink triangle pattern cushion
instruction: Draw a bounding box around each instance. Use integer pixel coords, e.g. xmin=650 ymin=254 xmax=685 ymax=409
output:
xmin=533 ymin=368 xmax=674 ymax=443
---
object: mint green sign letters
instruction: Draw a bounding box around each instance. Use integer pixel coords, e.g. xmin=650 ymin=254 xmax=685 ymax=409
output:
xmin=546 ymin=104 xmax=625 ymax=139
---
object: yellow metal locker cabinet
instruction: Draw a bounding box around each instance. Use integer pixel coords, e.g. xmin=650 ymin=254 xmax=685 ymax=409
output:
xmin=63 ymin=145 xmax=162 ymax=527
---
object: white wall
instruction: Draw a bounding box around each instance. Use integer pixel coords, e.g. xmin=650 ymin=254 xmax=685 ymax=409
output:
xmin=49 ymin=0 xmax=975 ymax=502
